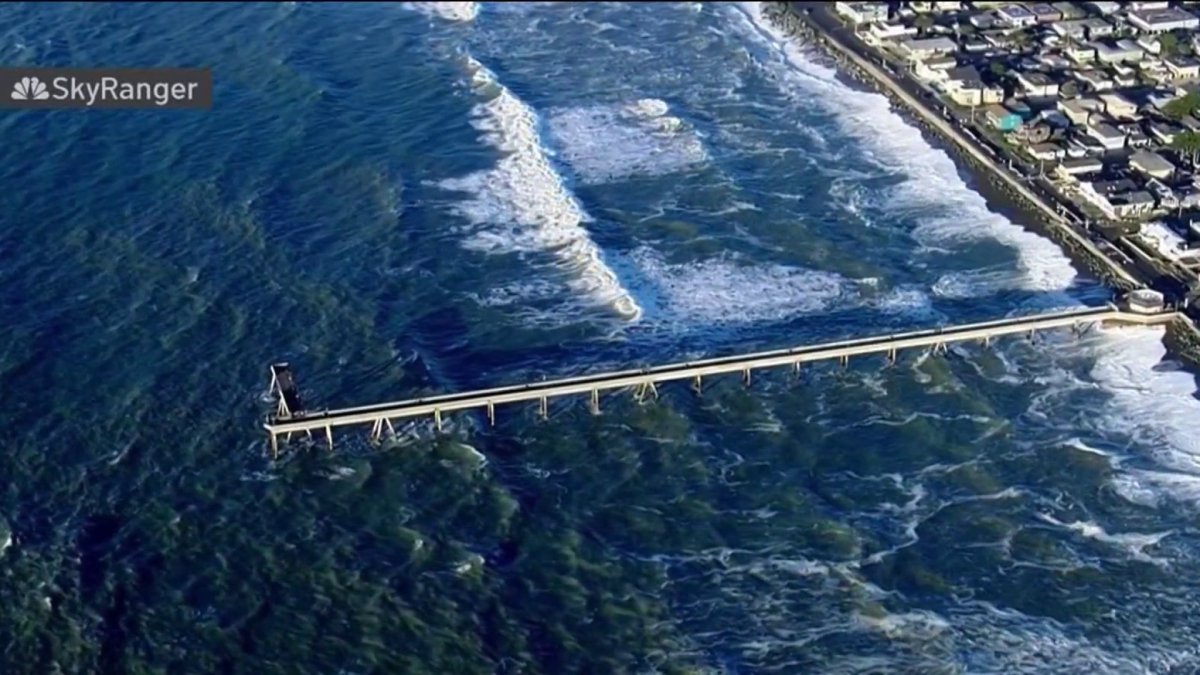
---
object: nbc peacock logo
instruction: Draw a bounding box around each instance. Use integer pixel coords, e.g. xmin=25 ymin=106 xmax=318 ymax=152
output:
xmin=11 ymin=76 xmax=49 ymax=101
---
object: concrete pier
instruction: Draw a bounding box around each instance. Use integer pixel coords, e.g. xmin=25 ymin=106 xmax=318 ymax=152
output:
xmin=263 ymin=305 xmax=1177 ymax=452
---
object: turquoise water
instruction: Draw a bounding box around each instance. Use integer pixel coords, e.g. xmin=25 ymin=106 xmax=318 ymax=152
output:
xmin=2 ymin=2 xmax=1200 ymax=673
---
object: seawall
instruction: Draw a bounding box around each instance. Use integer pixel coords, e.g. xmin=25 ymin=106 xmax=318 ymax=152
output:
xmin=758 ymin=2 xmax=1143 ymax=292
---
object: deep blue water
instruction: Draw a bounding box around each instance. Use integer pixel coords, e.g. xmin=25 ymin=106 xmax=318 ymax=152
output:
xmin=2 ymin=2 xmax=1200 ymax=673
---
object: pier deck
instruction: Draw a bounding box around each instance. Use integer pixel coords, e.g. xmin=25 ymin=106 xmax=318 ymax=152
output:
xmin=263 ymin=305 xmax=1177 ymax=454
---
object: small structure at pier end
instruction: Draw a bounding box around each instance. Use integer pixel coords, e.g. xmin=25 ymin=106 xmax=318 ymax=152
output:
xmin=1123 ymin=288 xmax=1166 ymax=314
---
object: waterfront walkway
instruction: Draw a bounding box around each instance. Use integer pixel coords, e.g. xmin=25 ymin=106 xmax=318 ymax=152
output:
xmin=263 ymin=305 xmax=1176 ymax=454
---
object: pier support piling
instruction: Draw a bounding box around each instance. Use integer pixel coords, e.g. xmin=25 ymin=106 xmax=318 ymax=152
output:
xmin=487 ymin=401 xmax=495 ymax=426
xmin=325 ymin=425 xmax=333 ymax=450
xmin=539 ymin=396 xmax=548 ymax=420
xmin=692 ymin=374 xmax=703 ymax=395
xmin=590 ymin=388 xmax=600 ymax=415
xmin=743 ymin=368 xmax=752 ymax=387
xmin=434 ymin=408 xmax=443 ymax=432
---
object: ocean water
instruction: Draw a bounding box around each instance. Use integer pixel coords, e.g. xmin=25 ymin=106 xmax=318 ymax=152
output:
xmin=2 ymin=2 xmax=1200 ymax=673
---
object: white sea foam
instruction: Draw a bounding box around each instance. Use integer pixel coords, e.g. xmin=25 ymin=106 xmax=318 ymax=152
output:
xmin=403 ymin=2 xmax=478 ymax=22
xmin=731 ymin=2 xmax=1077 ymax=295
xmin=545 ymin=99 xmax=709 ymax=184
xmin=439 ymin=57 xmax=641 ymax=321
xmin=1036 ymin=513 xmax=1172 ymax=563
xmin=1084 ymin=327 xmax=1200 ymax=502
xmin=629 ymin=247 xmax=845 ymax=324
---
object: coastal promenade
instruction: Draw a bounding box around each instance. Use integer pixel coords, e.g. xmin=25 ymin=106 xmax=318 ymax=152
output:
xmin=778 ymin=2 xmax=1147 ymax=292
xmin=264 ymin=305 xmax=1176 ymax=454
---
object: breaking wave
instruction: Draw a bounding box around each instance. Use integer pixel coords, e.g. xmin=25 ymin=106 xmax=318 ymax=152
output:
xmin=439 ymin=56 xmax=642 ymax=321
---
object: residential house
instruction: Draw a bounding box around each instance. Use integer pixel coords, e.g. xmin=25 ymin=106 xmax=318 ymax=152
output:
xmin=835 ymin=2 xmax=889 ymax=24
xmin=910 ymin=2 xmax=964 ymax=12
xmin=1052 ymin=2 xmax=1086 ymax=20
xmin=1077 ymin=68 xmax=1115 ymax=91
xmin=1037 ymin=52 xmax=1072 ymax=70
xmin=985 ymin=104 xmax=1023 ymax=131
xmin=963 ymin=38 xmax=992 ymax=53
xmin=1080 ymin=180 xmax=1156 ymax=217
xmin=1112 ymin=66 xmax=1139 ymax=88
xmin=1164 ymin=56 xmax=1200 ymax=80
xmin=1056 ymin=156 xmax=1104 ymax=177
xmin=1099 ymin=92 xmax=1139 ymax=120
xmin=1137 ymin=34 xmax=1163 ymax=55
xmin=1068 ymin=133 xmax=1108 ymax=156
xmin=1059 ymin=97 xmax=1102 ymax=125
xmin=914 ymin=56 xmax=957 ymax=84
xmin=1015 ymin=71 xmax=1060 ymax=97
xmin=1086 ymin=1 xmax=1120 ymax=15
xmin=1128 ymin=7 xmax=1199 ymax=33
xmin=968 ymin=13 xmax=998 ymax=30
xmin=1064 ymin=42 xmax=1097 ymax=64
xmin=899 ymin=37 xmax=958 ymax=61
xmin=1093 ymin=40 xmax=1144 ymax=65
xmin=996 ymin=4 xmax=1037 ymax=27
xmin=944 ymin=66 xmax=1003 ymax=106
xmin=1149 ymin=119 xmax=1184 ymax=144
xmin=1029 ymin=3 xmax=1062 ymax=23
xmin=1146 ymin=178 xmax=1179 ymax=209
xmin=1138 ymin=221 xmax=1200 ymax=266
xmin=1129 ymin=153 xmax=1174 ymax=182
xmin=1121 ymin=123 xmax=1152 ymax=147
xmin=866 ymin=22 xmax=918 ymax=43
xmin=1051 ymin=19 xmax=1090 ymax=39
xmin=1029 ymin=142 xmax=1067 ymax=160
xmin=1085 ymin=118 xmax=1127 ymax=150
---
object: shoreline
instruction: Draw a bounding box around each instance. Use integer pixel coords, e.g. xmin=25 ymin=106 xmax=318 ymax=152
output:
xmin=757 ymin=1 xmax=1200 ymax=369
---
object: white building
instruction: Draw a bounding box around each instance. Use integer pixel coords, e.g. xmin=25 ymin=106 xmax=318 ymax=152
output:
xmin=1138 ymin=221 xmax=1200 ymax=267
xmin=1130 ymin=150 xmax=1176 ymax=179
xmin=1015 ymin=71 xmax=1059 ymax=97
xmin=899 ymin=37 xmax=958 ymax=61
xmin=1128 ymin=7 xmax=1199 ymax=33
xmin=1086 ymin=120 xmax=1127 ymax=150
xmin=996 ymin=4 xmax=1038 ymax=27
xmin=835 ymin=2 xmax=889 ymax=24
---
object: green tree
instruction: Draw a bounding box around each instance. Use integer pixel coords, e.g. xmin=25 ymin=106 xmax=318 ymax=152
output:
xmin=914 ymin=14 xmax=936 ymax=31
xmin=989 ymin=60 xmax=1007 ymax=78
xmin=1171 ymin=130 xmax=1200 ymax=165
xmin=1163 ymin=91 xmax=1200 ymax=119
xmin=1159 ymin=32 xmax=1180 ymax=56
